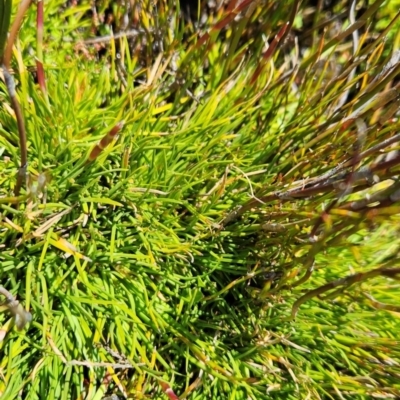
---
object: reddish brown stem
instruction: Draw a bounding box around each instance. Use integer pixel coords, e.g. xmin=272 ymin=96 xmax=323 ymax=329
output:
xmin=3 ymin=0 xmax=32 ymax=69
xmin=88 ymin=121 xmax=124 ymax=162
xmin=250 ymin=22 xmax=290 ymax=85
xmin=291 ymin=266 xmax=400 ymax=319
xmin=222 ymin=151 xmax=400 ymax=226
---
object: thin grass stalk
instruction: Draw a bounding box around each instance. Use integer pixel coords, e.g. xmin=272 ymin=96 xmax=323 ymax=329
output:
xmin=220 ymin=1 xmax=257 ymax=82
xmin=193 ymin=0 xmax=257 ymax=50
xmin=2 ymin=66 xmax=28 ymax=197
xmin=0 ymin=0 xmax=12 ymax=62
xmin=291 ymin=266 xmax=400 ymax=319
xmin=3 ymin=0 xmax=33 ymax=69
xmin=250 ymin=21 xmax=290 ymax=85
xmin=301 ymin=0 xmax=387 ymax=70
xmin=222 ymin=134 xmax=400 ymax=226
xmin=2 ymin=0 xmax=33 ymax=197
xmin=36 ymin=0 xmax=47 ymax=96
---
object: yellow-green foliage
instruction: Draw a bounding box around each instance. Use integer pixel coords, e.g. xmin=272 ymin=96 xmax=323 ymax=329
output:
xmin=0 ymin=1 xmax=400 ymax=399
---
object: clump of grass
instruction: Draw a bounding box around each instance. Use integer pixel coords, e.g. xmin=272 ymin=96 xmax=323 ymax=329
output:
xmin=0 ymin=0 xmax=400 ymax=399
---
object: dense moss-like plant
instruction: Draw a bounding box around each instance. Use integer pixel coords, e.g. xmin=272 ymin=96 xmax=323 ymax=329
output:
xmin=0 ymin=1 xmax=400 ymax=399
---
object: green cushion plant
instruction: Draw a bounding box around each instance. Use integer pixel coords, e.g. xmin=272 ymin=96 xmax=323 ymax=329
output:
xmin=0 ymin=0 xmax=400 ymax=399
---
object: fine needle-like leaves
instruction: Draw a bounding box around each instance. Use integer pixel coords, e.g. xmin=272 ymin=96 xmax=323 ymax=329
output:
xmin=0 ymin=1 xmax=400 ymax=399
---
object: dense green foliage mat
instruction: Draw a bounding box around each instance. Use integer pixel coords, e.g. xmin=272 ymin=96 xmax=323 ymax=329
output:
xmin=0 ymin=0 xmax=400 ymax=398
